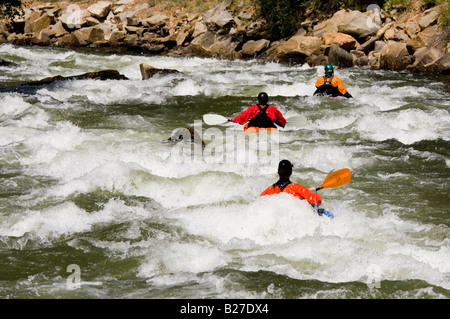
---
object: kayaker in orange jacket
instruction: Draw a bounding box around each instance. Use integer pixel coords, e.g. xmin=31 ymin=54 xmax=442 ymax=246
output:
xmin=260 ymin=159 xmax=322 ymax=206
xmin=229 ymin=92 xmax=287 ymax=129
xmin=314 ymin=64 xmax=352 ymax=98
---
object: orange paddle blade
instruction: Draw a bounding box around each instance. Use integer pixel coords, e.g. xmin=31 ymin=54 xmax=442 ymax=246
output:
xmin=318 ymin=168 xmax=351 ymax=189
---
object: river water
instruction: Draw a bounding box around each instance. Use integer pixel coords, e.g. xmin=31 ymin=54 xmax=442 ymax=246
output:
xmin=0 ymin=44 xmax=449 ymax=300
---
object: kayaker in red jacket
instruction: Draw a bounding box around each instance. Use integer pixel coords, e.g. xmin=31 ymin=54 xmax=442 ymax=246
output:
xmin=260 ymin=159 xmax=322 ymax=206
xmin=229 ymin=92 xmax=287 ymax=129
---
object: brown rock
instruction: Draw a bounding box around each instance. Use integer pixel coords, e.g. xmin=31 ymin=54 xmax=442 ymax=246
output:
xmin=175 ymin=30 xmax=190 ymax=47
xmin=49 ymin=21 xmax=69 ymax=37
xmin=419 ymin=10 xmax=439 ymax=29
xmin=24 ymin=10 xmax=42 ymax=33
xmin=338 ymin=9 xmax=381 ymax=38
xmin=368 ymin=51 xmax=381 ymax=68
xmin=30 ymin=13 xmax=52 ymax=35
xmin=313 ymin=9 xmax=348 ymax=37
xmin=108 ymin=31 xmax=127 ymax=46
xmin=86 ymin=17 xmax=101 ymax=26
xmin=57 ymin=33 xmax=72 ymax=47
xmin=323 ymin=32 xmax=359 ymax=51
xmin=139 ymin=63 xmax=183 ymax=80
xmin=406 ymin=26 xmax=438 ymax=52
xmin=87 ymin=1 xmax=112 ymax=19
xmin=356 ymin=22 xmax=394 ymax=53
xmin=384 ymin=27 xmax=396 ymax=40
xmin=59 ymin=8 xmax=90 ymax=30
xmin=305 ymin=54 xmax=329 ymax=67
xmin=208 ymin=36 xmax=240 ymax=59
xmin=143 ymin=13 xmax=169 ymax=27
xmin=351 ymin=50 xmax=368 ymax=66
xmin=192 ymin=21 xmax=207 ymax=38
xmin=89 ymin=26 xmax=106 ymax=43
xmin=70 ymin=26 xmax=106 ymax=46
xmin=70 ymin=28 xmax=91 ymax=46
xmin=408 ymin=47 xmax=444 ymax=71
xmin=328 ymin=44 xmax=354 ymax=68
xmin=405 ymin=22 xmax=421 ymax=38
xmin=281 ymin=35 xmax=323 ymax=57
xmin=241 ymin=39 xmax=270 ymax=57
xmin=379 ymin=42 xmax=413 ymax=70
xmin=203 ymin=0 xmax=235 ymax=33
xmin=395 ymin=30 xmax=410 ymax=42
xmin=432 ymin=53 xmax=450 ymax=74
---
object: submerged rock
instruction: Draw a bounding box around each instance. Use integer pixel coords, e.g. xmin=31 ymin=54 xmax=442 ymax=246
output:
xmin=139 ymin=63 xmax=184 ymax=80
xmin=22 ymin=69 xmax=129 ymax=86
xmin=0 ymin=59 xmax=19 ymax=67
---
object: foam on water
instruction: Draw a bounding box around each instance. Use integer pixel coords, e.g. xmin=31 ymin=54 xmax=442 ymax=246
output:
xmin=357 ymin=108 xmax=450 ymax=144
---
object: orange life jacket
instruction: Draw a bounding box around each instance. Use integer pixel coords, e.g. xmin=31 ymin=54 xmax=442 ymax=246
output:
xmin=260 ymin=179 xmax=322 ymax=205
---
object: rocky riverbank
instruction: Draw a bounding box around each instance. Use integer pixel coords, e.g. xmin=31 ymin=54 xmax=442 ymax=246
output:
xmin=1 ymin=0 xmax=449 ymax=75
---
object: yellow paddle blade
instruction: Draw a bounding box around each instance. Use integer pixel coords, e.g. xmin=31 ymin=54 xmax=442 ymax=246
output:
xmin=319 ymin=168 xmax=351 ymax=189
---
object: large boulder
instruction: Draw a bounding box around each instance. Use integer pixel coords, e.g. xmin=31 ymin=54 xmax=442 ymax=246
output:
xmin=419 ymin=9 xmax=439 ymax=30
xmin=203 ymin=0 xmax=235 ymax=33
xmin=27 ymin=12 xmax=52 ymax=35
xmin=143 ymin=12 xmax=170 ymax=27
xmin=278 ymin=35 xmax=323 ymax=58
xmin=431 ymin=53 xmax=450 ymax=74
xmin=189 ymin=30 xmax=215 ymax=50
xmin=208 ymin=36 xmax=241 ymax=59
xmin=408 ymin=47 xmax=445 ymax=72
xmin=192 ymin=21 xmax=208 ymax=38
xmin=313 ymin=9 xmax=381 ymax=39
xmin=313 ymin=9 xmax=348 ymax=37
xmin=354 ymin=21 xmax=394 ymax=51
xmin=405 ymin=21 xmax=421 ymax=38
xmin=241 ymin=39 xmax=270 ymax=57
xmin=328 ymin=44 xmax=354 ymax=68
xmin=70 ymin=26 xmax=106 ymax=46
xmin=406 ymin=25 xmax=438 ymax=52
xmin=338 ymin=9 xmax=381 ymax=38
xmin=59 ymin=8 xmax=90 ymax=29
xmin=39 ymin=20 xmax=69 ymax=44
xmin=379 ymin=42 xmax=413 ymax=70
xmin=323 ymin=32 xmax=359 ymax=51
xmin=24 ymin=11 xmax=52 ymax=34
xmin=409 ymin=51 xmax=450 ymax=75
xmin=87 ymin=1 xmax=112 ymax=19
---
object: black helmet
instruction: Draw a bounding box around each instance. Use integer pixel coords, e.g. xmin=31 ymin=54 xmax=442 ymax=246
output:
xmin=278 ymin=159 xmax=293 ymax=176
xmin=257 ymin=92 xmax=269 ymax=105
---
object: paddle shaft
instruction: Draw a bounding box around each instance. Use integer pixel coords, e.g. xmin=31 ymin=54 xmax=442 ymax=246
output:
xmin=203 ymin=114 xmax=306 ymax=127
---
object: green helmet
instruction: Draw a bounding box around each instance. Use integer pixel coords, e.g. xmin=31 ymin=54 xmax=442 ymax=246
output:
xmin=325 ymin=64 xmax=334 ymax=73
